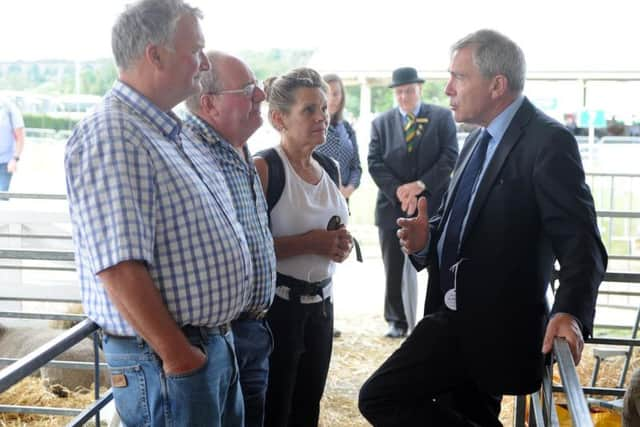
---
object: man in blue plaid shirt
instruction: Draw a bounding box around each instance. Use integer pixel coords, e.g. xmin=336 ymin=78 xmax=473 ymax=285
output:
xmin=65 ymin=1 xmax=252 ymax=426
xmin=184 ymin=51 xmax=276 ymax=427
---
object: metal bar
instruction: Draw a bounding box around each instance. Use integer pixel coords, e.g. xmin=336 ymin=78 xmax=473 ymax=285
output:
xmin=543 ymin=364 xmax=556 ymax=426
xmin=553 ymin=385 xmax=626 ymax=397
xmin=0 ymin=311 xmax=86 ymax=321
xmin=0 ymin=233 xmax=72 ymax=240
xmin=604 ymin=272 xmax=640 ymax=282
xmin=514 ymin=395 xmax=527 ymax=427
xmin=0 ymin=358 xmax=107 ymax=370
xmin=598 ymin=290 xmax=640 ymax=297
xmin=0 ymin=296 xmax=80 ymax=303
xmin=0 ymin=265 xmax=76 ymax=271
xmin=67 ymin=390 xmax=114 ymax=427
xmin=587 ymin=337 xmax=640 ymax=346
xmin=0 ymin=192 xmax=67 ymax=200
xmin=93 ymin=330 xmax=101 ymax=427
xmin=607 ymin=255 xmax=640 ymax=261
xmin=0 ymin=319 xmax=99 ymax=394
xmin=530 ymin=391 xmax=545 ymax=427
xmin=0 ymin=404 xmax=81 ymax=416
xmin=0 ymin=248 xmax=75 ymax=261
xmin=553 ymin=338 xmax=592 ymax=426
xmin=587 ymin=173 xmax=640 ymax=178
xmin=597 ymin=210 xmax=640 ymax=218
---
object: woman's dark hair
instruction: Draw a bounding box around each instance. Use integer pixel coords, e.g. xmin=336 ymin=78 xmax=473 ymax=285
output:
xmin=264 ymin=68 xmax=327 ymax=129
xmin=323 ymin=73 xmax=345 ymax=125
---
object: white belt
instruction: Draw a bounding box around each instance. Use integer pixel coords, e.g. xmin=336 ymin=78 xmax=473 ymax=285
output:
xmin=275 ymin=281 xmax=333 ymax=304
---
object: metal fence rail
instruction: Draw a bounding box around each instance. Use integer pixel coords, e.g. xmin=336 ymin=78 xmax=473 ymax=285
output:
xmin=0 ymin=319 xmax=98 ymax=394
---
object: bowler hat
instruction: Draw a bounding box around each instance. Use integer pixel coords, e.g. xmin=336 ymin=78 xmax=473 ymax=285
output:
xmin=389 ymin=67 xmax=425 ymax=88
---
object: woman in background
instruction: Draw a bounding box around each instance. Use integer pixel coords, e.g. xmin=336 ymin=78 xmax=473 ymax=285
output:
xmin=315 ymin=74 xmax=362 ymax=201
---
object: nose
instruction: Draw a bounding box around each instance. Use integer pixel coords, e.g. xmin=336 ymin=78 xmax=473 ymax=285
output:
xmin=199 ymin=51 xmax=210 ymax=71
xmin=444 ymin=78 xmax=454 ymax=97
xmin=253 ymin=86 xmax=266 ymax=103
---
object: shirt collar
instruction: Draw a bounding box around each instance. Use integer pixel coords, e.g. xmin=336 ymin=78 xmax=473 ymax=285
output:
xmin=185 ymin=114 xmax=252 ymax=161
xmin=398 ymin=103 xmax=422 ymax=120
xmin=485 ymin=95 xmax=524 ymax=142
xmin=111 ymin=80 xmax=183 ymax=140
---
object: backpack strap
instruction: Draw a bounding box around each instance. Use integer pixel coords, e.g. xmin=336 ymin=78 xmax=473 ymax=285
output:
xmin=312 ymin=151 xmax=340 ymax=187
xmin=254 ymin=147 xmax=284 ymax=214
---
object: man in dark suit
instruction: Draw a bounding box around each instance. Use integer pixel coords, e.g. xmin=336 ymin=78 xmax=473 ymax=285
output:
xmin=368 ymin=67 xmax=458 ymax=338
xmin=359 ymin=29 xmax=607 ymax=426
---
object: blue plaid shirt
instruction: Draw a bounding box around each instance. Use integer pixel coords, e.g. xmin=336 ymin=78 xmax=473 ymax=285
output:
xmin=65 ymin=81 xmax=252 ymax=336
xmin=185 ymin=114 xmax=275 ymax=312
xmin=315 ymin=121 xmax=361 ymax=188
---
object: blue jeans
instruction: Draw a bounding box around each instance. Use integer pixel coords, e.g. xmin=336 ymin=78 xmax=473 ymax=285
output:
xmin=102 ymin=328 xmax=244 ymax=427
xmin=232 ymin=318 xmax=273 ymax=427
xmin=0 ymin=163 xmax=12 ymax=200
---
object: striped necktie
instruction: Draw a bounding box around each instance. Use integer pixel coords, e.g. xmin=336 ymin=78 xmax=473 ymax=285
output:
xmin=439 ymin=129 xmax=492 ymax=293
xmin=404 ymin=113 xmax=417 ymax=152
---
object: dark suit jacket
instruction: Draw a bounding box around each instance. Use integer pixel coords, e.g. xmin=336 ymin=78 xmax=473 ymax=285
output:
xmin=368 ymin=103 xmax=458 ymax=229
xmin=413 ymin=97 xmax=607 ymax=395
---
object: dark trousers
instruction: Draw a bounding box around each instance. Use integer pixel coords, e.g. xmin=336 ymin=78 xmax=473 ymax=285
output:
xmin=378 ymin=227 xmax=410 ymax=330
xmin=265 ymin=296 xmax=333 ymax=427
xmin=359 ymin=310 xmax=502 ymax=427
xmin=232 ymin=319 xmax=273 ymax=427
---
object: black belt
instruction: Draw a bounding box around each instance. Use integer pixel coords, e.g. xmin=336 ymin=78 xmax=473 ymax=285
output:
xmin=277 ymin=272 xmax=331 ymax=300
xmin=236 ymin=310 xmax=268 ymax=321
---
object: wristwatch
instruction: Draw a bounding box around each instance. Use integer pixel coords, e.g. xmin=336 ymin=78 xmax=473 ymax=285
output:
xmin=416 ymin=180 xmax=426 ymax=191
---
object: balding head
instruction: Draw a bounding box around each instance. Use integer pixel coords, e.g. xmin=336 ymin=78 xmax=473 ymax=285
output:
xmin=186 ymin=51 xmax=265 ymax=147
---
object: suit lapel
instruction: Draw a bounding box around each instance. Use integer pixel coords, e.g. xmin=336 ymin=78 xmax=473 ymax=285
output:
xmin=460 ymin=98 xmax=535 ymax=245
xmin=393 ymin=109 xmax=406 ymax=148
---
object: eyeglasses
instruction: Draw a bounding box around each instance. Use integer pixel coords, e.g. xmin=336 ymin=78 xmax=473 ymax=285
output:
xmin=215 ymin=80 xmax=263 ymax=98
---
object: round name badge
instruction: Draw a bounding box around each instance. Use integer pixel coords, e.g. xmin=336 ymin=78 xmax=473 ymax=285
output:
xmin=444 ymin=289 xmax=457 ymax=311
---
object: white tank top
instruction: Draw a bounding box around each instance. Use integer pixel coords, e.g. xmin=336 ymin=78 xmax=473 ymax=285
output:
xmin=270 ymin=145 xmax=349 ymax=283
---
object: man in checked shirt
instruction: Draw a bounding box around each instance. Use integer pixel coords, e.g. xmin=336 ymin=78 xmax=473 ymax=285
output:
xmin=185 ymin=51 xmax=276 ymax=427
xmin=65 ymin=1 xmax=252 ymax=426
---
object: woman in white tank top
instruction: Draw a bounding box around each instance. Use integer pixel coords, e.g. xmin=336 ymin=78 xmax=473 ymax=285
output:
xmin=254 ymin=68 xmax=352 ymax=427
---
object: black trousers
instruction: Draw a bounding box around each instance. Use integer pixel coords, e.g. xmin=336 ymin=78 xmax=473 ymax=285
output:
xmin=265 ymin=295 xmax=333 ymax=427
xmin=359 ymin=310 xmax=502 ymax=427
xmin=378 ymin=227 xmax=412 ymax=330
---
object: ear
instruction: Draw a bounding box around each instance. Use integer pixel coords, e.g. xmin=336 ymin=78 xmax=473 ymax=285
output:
xmin=145 ymin=44 xmax=163 ymax=70
xmin=271 ymin=109 xmax=286 ymax=132
xmin=490 ymin=75 xmax=508 ymax=99
xmin=200 ymin=93 xmax=222 ymax=120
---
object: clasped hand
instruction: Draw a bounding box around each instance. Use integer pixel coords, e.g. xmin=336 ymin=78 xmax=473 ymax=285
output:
xmin=396 ymin=181 xmax=423 ymax=216
xmin=311 ymin=227 xmax=353 ymax=262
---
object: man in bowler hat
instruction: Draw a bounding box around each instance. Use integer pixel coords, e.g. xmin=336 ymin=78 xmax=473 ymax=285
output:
xmin=368 ymin=67 xmax=458 ymax=337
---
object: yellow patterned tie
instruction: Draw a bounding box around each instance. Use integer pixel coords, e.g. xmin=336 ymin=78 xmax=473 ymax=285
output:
xmin=404 ymin=113 xmax=417 ymax=152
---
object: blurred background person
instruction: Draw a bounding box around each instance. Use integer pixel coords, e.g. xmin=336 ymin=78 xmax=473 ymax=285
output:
xmin=368 ymin=66 xmax=458 ymax=338
xmin=316 ymin=73 xmax=361 ymax=201
xmin=254 ymin=68 xmax=352 ymax=427
xmin=0 ymin=96 xmax=25 ymax=200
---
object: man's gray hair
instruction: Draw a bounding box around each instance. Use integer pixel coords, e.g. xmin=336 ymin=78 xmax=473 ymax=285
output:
xmin=112 ymin=0 xmax=203 ymax=71
xmin=185 ymin=51 xmax=224 ymax=113
xmin=451 ymin=29 xmax=526 ymax=93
